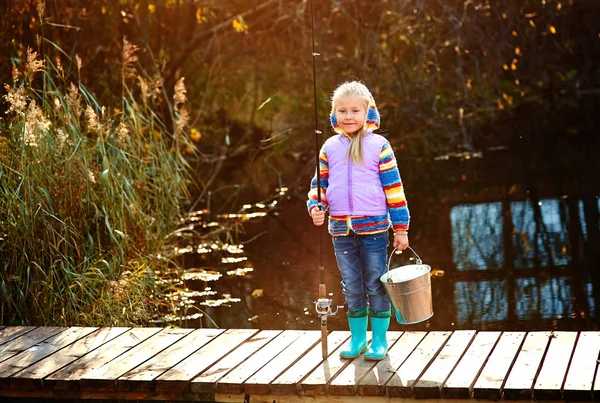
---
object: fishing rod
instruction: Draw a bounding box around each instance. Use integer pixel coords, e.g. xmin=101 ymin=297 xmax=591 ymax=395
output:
xmin=310 ymin=0 xmax=341 ymax=360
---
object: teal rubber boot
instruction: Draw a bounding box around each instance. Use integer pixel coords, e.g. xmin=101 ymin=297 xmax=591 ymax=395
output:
xmin=339 ymin=307 xmax=368 ymax=359
xmin=364 ymin=308 xmax=391 ymax=360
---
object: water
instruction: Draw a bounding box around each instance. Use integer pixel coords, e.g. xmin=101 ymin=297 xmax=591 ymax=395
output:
xmin=157 ymin=188 xmax=600 ymax=332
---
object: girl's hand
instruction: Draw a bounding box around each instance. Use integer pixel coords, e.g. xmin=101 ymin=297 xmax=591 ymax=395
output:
xmin=393 ymin=233 xmax=409 ymax=250
xmin=311 ymin=208 xmax=326 ymax=226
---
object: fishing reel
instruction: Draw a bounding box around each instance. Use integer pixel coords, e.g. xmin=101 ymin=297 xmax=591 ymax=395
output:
xmin=314 ymin=297 xmax=343 ymax=322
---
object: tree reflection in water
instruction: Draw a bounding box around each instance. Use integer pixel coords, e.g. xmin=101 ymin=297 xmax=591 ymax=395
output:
xmin=451 ymin=198 xmax=598 ymax=329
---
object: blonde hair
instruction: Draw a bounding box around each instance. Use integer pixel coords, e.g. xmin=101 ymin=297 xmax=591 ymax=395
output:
xmin=330 ymin=81 xmax=374 ymax=165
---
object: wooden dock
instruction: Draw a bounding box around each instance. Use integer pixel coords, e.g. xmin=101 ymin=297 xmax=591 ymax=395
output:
xmin=0 ymin=326 xmax=598 ymax=402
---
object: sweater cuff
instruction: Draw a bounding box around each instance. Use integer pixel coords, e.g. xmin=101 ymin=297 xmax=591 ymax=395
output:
xmin=392 ymin=223 xmax=409 ymax=232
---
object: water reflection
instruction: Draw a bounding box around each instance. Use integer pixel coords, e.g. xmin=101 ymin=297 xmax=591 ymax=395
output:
xmin=451 ymin=198 xmax=598 ymax=270
xmin=451 ymin=197 xmax=599 ymax=328
xmin=514 ymin=277 xmax=593 ymax=320
xmin=451 ymin=203 xmax=504 ymax=270
xmin=455 ymin=281 xmax=508 ymax=324
xmin=454 ymin=277 xmax=595 ymax=326
xmin=152 ymin=191 xmax=599 ymax=331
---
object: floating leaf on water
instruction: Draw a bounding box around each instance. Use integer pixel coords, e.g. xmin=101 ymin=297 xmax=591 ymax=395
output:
xmin=227 ymin=267 xmax=254 ymax=276
xmin=225 ymin=244 xmax=245 ymax=254
xmin=251 ymin=289 xmax=264 ymax=298
xmin=174 ymin=245 xmax=194 ymax=256
xmin=200 ymin=296 xmax=241 ymax=307
xmin=153 ymin=312 xmax=204 ymax=323
xmin=181 ymin=268 xmax=222 ymax=282
xmin=248 ymin=315 xmax=259 ymax=322
xmin=165 ymin=289 xmax=217 ymax=299
xmin=221 ymin=256 xmax=248 ymax=264
xmin=431 ymin=269 xmax=445 ymax=277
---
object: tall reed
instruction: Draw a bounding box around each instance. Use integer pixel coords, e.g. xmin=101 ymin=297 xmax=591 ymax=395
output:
xmin=0 ymin=42 xmax=196 ymax=326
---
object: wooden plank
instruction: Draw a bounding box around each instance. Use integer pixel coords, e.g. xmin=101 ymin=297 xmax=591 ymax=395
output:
xmin=413 ymin=330 xmax=476 ymax=399
xmin=80 ymin=327 xmax=192 ymax=389
xmin=472 ymin=331 xmax=526 ymax=400
xmin=216 ymin=330 xmax=305 ymax=395
xmin=565 ymin=332 xmax=600 ymax=401
xmin=46 ymin=327 xmax=162 ymax=389
xmin=269 ymin=331 xmax=350 ymax=395
xmin=155 ymin=328 xmax=258 ymax=392
xmin=244 ymin=330 xmax=321 ymax=395
xmin=323 ymin=332 xmax=403 ymax=397
xmin=503 ymin=331 xmax=551 ymax=400
xmin=358 ymin=331 xmax=426 ymax=396
xmin=386 ymin=331 xmax=451 ymax=398
xmin=0 ymin=386 xmax=210 ymax=402
xmin=442 ymin=331 xmax=500 ymax=399
xmin=0 ymin=327 xmax=65 ymax=362
xmin=117 ymin=328 xmax=224 ymax=391
xmin=10 ymin=327 xmax=130 ymax=389
xmin=0 ymin=327 xmax=98 ymax=379
xmin=0 ymin=326 xmax=36 ymax=346
xmin=216 ymin=394 xmax=489 ymax=403
xmin=191 ymin=330 xmax=282 ymax=393
xmin=534 ymin=331 xmax=578 ymax=400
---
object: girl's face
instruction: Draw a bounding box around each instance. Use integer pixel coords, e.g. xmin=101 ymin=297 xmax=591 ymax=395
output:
xmin=334 ymin=96 xmax=367 ymax=135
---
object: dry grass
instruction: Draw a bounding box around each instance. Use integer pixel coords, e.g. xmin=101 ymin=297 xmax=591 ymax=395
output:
xmin=0 ymin=40 xmax=197 ymax=326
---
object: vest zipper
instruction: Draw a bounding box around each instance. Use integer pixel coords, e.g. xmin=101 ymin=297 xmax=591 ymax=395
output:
xmin=347 ymin=158 xmax=353 ymax=212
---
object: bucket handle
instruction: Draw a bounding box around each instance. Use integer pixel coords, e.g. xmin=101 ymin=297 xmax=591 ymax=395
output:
xmin=386 ymin=245 xmax=423 ymax=284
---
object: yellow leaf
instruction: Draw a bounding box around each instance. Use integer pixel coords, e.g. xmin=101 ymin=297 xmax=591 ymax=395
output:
xmin=512 ymin=30 xmax=518 ymax=36
xmin=251 ymin=289 xmax=263 ymax=298
xmin=101 ymin=6 xmax=107 ymax=14
xmin=515 ymin=47 xmax=522 ymax=56
xmin=196 ymin=7 xmax=208 ymax=24
xmin=148 ymin=4 xmax=156 ymax=14
xmin=431 ymin=269 xmax=445 ymax=277
xmin=529 ymin=20 xmax=536 ymax=28
xmin=511 ymin=63 xmax=517 ymax=70
xmin=497 ymin=100 xmax=505 ymax=110
xmin=232 ymin=16 xmax=248 ymax=34
xmin=549 ymin=25 xmax=557 ymax=34
xmin=190 ymin=128 xmax=201 ymax=142
xmin=502 ymin=64 xmax=509 ymax=70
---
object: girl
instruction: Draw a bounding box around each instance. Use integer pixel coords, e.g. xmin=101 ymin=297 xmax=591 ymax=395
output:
xmin=307 ymin=81 xmax=410 ymax=360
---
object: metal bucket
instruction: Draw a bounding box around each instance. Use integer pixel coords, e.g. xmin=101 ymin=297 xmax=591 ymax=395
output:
xmin=380 ymin=246 xmax=433 ymax=325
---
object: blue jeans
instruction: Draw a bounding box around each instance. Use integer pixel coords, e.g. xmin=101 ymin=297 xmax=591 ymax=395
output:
xmin=332 ymin=231 xmax=391 ymax=313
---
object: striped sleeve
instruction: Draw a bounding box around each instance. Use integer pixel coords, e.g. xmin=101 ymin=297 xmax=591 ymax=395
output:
xmin=379 ymin=142 xmax=410 ymax=232
xmin=307 ymin=146 xmax=329 ymax=214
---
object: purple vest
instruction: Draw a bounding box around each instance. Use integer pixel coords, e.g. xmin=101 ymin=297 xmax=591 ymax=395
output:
xmin=324 ymin=132 xmax=388 ymax=216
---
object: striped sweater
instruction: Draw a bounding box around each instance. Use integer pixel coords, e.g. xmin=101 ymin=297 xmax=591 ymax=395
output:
xmin=307 ymin=137 xmax=410 ymax=236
